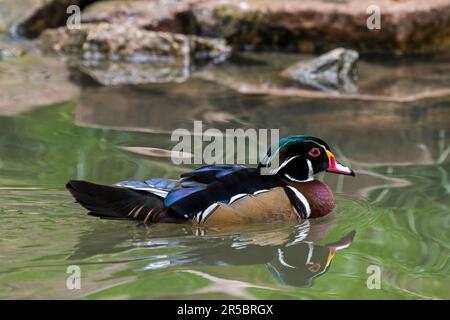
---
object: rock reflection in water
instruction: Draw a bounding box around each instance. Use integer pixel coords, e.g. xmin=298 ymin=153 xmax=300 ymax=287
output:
xmin=73 ymin=80 xmax=449 ymax=198
xmin=74 ymin=81 xmax=449 ymax=167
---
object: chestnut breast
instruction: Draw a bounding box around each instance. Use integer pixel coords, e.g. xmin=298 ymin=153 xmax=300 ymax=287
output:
xmin=288 ymin=180 xmax=335 ymax=218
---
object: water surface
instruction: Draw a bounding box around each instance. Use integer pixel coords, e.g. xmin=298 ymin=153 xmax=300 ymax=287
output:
xmin=0 ymin=52 xmax=449 ymax=299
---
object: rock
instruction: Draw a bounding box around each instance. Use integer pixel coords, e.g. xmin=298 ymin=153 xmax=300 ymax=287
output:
xmin=40 ymin=22 xmax=230 ymax=62
xmin=190 ymin=0 xmax=450 ymax=55
xmin=81 ymin=0 xmax=200 ymax=33
xmin=40 ymin=22 xmax=230 ymax=85
xmin=80 ymin=0 xmax=450 ymax=55
xmin=281 ymin=48 xmax=359 ymax=94
xmin=5 ymin=0 xmax=450 ymax=54
xmin=10 ymin=0 xmax=97 ymax=38
xmin=0 ymin=43 xmax=27 ymax=60
xmin=74 ymin=60 xmax=190 ymax=85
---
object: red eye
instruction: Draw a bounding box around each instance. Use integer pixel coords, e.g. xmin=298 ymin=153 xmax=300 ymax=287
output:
xmin=309 ymin=148 xmax=321 ymax=157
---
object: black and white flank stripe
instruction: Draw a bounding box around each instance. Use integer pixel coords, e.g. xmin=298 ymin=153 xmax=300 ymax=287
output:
xmin=194 ymin=189 xmax=271 ymax=224
xmin=283 ymin=186 xmax=311 ymax=219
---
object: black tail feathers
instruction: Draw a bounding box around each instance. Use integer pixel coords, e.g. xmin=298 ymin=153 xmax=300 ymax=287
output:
xmin=66 ymin=180 xmax=167 ymax=222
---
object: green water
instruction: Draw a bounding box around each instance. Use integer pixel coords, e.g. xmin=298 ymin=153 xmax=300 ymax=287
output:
xmin=0 ymin=53 xmax=449 ymax=299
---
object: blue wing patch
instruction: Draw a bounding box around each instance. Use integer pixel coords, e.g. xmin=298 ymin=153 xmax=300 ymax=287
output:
xmin=115 ymin=178 xmax=179 ymax=198
xmin=164 ymin=186 xmax=206 ymax=207
xmin=180 ymin=165 xmax=245 ymax=184
xmin=116 ymin=178 xmax=178 ymax=191
xmin=115 ymin=180 xmax=149 ymax=188
xmin=215 ymin=166 xmax=245 ymax=178
xmin=186 ymin=165 xmax=236 ymax=175
xmin=145 ymin=178 xmax=178 ymax=190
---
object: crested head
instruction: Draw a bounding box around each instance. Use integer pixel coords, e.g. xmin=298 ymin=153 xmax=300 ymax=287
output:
xmin=259 ymin=135 xmax=355 ymax=182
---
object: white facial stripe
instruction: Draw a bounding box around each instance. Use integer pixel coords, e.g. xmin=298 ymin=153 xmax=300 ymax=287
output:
xmin=261 ymin=146 xmax=280 ymax=168
xmin=265 ymin=147 xmax=280 ymax=166
xmin=271 ymin=142 xmax=325 ymax=178
xmin=287 ymin=186 xmax=311 ymax=218
xmin=271 ymin=155 xmax=301 ymax=174
xmin=284 ymin=173 xmax=313 ymax=183
xmin=265 ymin=139 xmax=328 ymax=167
xmin=306 ymin=159 xmax=314 ymax=180
xmin=304 ymin=140 xmax=328 ymax=151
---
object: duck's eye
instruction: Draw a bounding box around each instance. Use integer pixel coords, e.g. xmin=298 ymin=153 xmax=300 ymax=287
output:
xmin=309 ymin=148 xmax=321 ymax=157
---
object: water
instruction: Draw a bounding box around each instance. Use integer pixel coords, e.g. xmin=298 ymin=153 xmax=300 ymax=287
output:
xmin=0 ymin=52 xmax=449 ymax=299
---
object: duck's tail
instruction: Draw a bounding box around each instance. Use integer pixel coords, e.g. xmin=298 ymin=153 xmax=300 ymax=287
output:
xmin=66 ymin=180 xmax=182 ymax=223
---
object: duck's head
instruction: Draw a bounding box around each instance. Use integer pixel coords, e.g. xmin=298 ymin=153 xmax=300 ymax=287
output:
xmin=259 ymin=135 xmax=355 ymax=182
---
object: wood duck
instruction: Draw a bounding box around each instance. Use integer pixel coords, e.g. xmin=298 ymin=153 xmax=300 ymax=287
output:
xmin=67 ymin=135 xmax=355 ymax=225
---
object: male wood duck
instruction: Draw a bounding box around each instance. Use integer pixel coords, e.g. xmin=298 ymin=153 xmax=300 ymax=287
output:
xmin=178 ymin=230 xmax=355 ymax=287
xmin=67 ymin=135 xmax=355 ymax=225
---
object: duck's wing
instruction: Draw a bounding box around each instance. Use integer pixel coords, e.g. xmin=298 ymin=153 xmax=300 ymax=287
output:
xmin=114 ymin=178 xmax=180 ymax=198
xmin=179 ymin=164 xmax=242 ymax=184
xmin=165 ymin=166 xmax=286 ymax=219
xmin=112 ymin=165 xmax=236 ymax=197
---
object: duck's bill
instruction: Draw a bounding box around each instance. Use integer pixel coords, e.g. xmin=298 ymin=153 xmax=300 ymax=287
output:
xmin=326 ymin=231 xmax=356 ymax=267
xmin=325 ymin=150 xmax=355 ymax=176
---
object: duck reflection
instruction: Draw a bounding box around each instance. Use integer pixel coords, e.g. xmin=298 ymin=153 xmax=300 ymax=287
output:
xmin=183 ymin=223 xmax=354 ymax=287
xmin=70 ymin=219 xmax=355 ymax=288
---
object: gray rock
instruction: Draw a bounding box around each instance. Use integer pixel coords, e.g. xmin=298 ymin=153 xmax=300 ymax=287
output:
xmin=74 ymin=60 xmax=190 ymax=85
xmin=281 ymin=48 xmax=359 ymax=94
xmin=40 ymin=23 xmax=230 ymax=62
xmin=5 ymin=0 xmax=450 ymax=55
xmin=81 ymin=0 xmax=200 ymax=32
xmin=190 ymin=0 xmax=450 ymax=55
xmin=40 ymin=22 xmax=230 ymax=85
